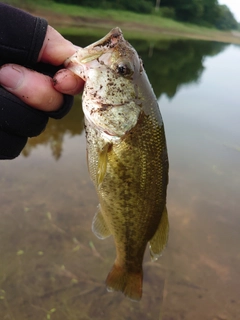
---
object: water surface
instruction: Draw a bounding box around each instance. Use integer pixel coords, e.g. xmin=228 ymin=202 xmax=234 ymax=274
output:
xmin=0 ymin=37 xmax=239 ymax=320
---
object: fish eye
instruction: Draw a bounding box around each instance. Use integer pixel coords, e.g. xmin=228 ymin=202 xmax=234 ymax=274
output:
xmin=116 ymin=62 xmax=133 ymax=77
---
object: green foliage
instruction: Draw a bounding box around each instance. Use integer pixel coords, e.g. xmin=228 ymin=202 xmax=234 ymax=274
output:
xmin=53 ymin=0 xmax=153 ymax=13
xmin=15 ymin=0 xmax=238 ymax=31
xmin=174 ymin=0 xmax=204 ymax=23
xmin=159 ymin=7 xmax=176 ymax=20
xmin=201 ymin=0 xmax=219 ymax=25
xmin=150 ymin=0 xmax=238 ymax=30
xmin=215 ymin=5 xmax=238 ymax=30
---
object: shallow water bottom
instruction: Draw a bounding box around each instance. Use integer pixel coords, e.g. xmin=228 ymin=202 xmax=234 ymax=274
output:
xmin=1 ymin=39 xmax=240 ymax=319
xmin=1 ymin=115 xmax=239 ymax=319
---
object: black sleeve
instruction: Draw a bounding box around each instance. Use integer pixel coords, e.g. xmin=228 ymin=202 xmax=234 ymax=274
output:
xmin=0 ymin=3 xmax=48 ymax=66
xmin=0 ymin=4 xmax=74 ymax=160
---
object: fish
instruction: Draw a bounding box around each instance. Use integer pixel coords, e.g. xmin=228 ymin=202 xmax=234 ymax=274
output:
xmin=64 ymin=27 xmax=169 ymax=301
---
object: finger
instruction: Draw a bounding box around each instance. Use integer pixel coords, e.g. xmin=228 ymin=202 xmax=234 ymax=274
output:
xmin=53 ymin=69 xmax=84 ymax=95
xmin=38 ymin=26 xmax=78 ymax=65
xmin=0 ymin=64 xmax=64 ymax=112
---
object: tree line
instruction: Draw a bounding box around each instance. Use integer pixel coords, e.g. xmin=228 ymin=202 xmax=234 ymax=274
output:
xmin=53 ymin=0 xmax=239 ymax=30
xmin=158 ymin=0 xmax=238 ymax=30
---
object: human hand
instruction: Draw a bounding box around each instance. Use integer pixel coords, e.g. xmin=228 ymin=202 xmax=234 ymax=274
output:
xmin=0 ymin=3 xmax=85 ymax=160
xmin=0 ymin=26 xmax=84 ymax=112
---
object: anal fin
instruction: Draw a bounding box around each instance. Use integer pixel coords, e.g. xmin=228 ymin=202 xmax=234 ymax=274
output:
xmin=149 ymin=205 xmax=169 ymax=261
xmin=92 ymin=205 xmax=111 ymax=239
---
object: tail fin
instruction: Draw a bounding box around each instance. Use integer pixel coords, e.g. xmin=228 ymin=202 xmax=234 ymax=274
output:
xmin=105 ymin=263 xmax=143 ymax=301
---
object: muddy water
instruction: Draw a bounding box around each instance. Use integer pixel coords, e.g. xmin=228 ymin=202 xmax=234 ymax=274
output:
xmin=0 ymin=38 xmax=240 ymax=319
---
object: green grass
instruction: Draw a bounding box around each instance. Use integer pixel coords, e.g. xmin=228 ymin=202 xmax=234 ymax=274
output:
xmin=29 ymin=1 xmax=214 ymax=34
xmin=4 ymin=0 xmax=240 ymax=43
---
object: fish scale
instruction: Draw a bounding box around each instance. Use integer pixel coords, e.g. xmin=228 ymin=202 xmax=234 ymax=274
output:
xmin=65 ymin=27 xmax=169 ymax=301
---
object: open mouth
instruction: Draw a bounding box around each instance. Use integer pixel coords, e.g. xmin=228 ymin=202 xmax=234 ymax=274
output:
xmin=64 ymin=28 xmax=123 ymax=69
xmin=89 ymin=27 xmax=123 ymax=50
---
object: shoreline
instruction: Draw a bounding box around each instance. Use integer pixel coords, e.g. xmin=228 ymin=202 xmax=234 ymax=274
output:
xmin=17 ymin=4 xmax=240 ymax=44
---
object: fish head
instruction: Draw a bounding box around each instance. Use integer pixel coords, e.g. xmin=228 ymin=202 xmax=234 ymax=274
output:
xmin=65 ymin=28 xmax=144 ymax=138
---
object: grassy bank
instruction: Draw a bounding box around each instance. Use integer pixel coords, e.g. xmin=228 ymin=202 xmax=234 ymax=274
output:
xmin=4 ymin=0 xmax=240 ymax=43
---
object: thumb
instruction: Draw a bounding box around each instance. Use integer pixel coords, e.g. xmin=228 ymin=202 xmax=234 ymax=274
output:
xmin=0 ymin=64 xmax=64 ymax=112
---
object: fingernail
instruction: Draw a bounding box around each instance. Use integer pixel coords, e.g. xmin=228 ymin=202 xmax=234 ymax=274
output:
xmin=0 ymin=64 xmax=24 ymax=90
xmin=53 ymin=70 xmax=79 ymax=92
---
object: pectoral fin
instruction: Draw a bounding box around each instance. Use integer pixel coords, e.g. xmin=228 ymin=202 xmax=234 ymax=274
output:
xmin=92 ymin=205 xmax=111 ymax=239
xmin=149 ymin=206 xmax=169 ymax=261
xmin=97 ymin=143 xmax=111 ymax=187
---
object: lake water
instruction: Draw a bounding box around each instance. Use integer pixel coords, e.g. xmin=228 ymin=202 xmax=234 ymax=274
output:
xmin=0 ymin=36 xmax=240 ymax=320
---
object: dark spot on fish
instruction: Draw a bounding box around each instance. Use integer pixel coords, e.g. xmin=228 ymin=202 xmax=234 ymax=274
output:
xmin=99 ymin=104 xmax=112 ymax=111
xmin=108 ymin=143 xmax=113 ymax=152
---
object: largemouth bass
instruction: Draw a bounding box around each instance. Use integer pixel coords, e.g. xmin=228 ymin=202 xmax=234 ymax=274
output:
xmin=65 ymin=28 xmax=169 ymax=301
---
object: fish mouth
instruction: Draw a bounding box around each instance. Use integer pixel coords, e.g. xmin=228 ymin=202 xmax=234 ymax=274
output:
xmin=89 ymin=27 xmax=123 ymax=50
xmin=64 ymin=27 xmax=123 ymax=69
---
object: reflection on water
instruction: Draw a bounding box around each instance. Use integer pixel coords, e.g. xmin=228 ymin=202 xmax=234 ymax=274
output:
xmin=22 ymin=95 xmax=84 ymax=160
xmin=134 ymin=39 xmax=228 ymax=99
xmin=67 ymin=34 xmax=228 ymax=98
xmin=0 ymin=37 xmax=240 ymax=319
